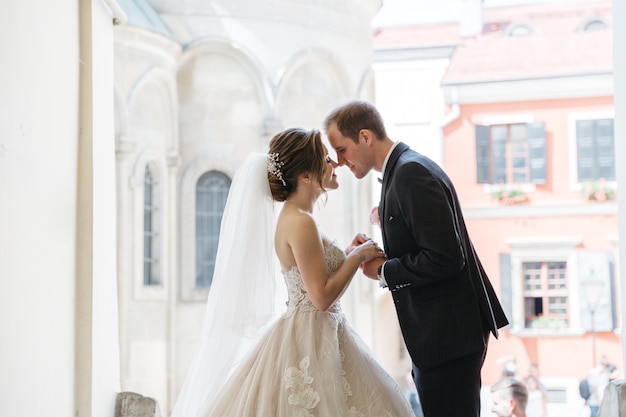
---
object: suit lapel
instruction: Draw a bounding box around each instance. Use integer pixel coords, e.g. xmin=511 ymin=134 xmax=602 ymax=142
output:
xmin=379 ymin=142 xmax=409 ymax=247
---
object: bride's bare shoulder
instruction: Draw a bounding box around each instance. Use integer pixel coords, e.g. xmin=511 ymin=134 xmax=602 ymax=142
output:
xmin=275 ymin=207 xmax=320 ymax=269
xmin=276 ymin=207 xmax=316 ymax=238
xmin=278 ymin=203 xmax=313 ymax=222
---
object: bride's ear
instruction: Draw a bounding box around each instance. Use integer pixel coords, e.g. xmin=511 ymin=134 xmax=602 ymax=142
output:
xmin=299 ymin=172 xmax=313 ymax=184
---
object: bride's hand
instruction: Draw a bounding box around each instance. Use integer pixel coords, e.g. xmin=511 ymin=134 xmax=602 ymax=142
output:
xmin=345 ymin=233 xmax=370 ymax=255
xmin=352 ymin=239 xmax=386 ymax=264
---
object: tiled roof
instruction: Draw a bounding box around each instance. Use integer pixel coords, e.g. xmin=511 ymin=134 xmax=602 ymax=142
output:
xmin=442 ymin=29 xmax=612 ymax=84
xmin=373 ymin=1 xmax=613 ymax=84
xmin=374 ymin=23 xmax=461 ymax=49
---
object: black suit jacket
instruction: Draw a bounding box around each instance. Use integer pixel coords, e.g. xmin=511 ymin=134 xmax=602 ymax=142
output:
xmin=379 ymin=142 xmax=509 ymax=370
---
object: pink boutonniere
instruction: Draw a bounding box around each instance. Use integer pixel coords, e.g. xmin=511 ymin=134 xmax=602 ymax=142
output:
xmin=370 ymin=206 xmax=380 ymax=226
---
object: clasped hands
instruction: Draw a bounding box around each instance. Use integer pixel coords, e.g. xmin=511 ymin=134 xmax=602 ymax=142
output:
xmin=345 ymin=232 xmax=387 ymax=280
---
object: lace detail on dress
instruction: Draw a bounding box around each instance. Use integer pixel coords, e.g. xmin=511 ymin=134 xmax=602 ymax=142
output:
xmin=284 ymin=356 xmax=320 ymax=417
xmin=339 ymin=333 xmax=364 ymax=417
xmin=283 ymin=242 xmax=345 ymax=318
xmin=339 ymin=338 xmax=399 ymax=417
xmin=339 ymin=349 xmax=352 ymax=399
xmin=347 ymin=407 xmax=365 ymax=417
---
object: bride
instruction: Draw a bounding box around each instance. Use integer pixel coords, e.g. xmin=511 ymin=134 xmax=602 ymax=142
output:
xmin=170 ymin=127 xmax=414 ymax=417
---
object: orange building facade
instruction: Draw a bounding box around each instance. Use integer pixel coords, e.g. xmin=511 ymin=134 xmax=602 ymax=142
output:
xmin=446 ymin=97 xmax=620 ymax=382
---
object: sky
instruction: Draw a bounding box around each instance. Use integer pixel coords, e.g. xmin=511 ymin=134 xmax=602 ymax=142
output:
xmin=372 ymin=0 xmax=464 ymax=27
xmin=371 ymin=0 xmax=595 ymax=27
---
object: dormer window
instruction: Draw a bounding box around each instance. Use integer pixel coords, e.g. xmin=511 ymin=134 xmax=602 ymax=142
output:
xmin=506 ymin=23 xmax=535 ymax=37
xmin=582 ymin=19 xmax=608 ymax=31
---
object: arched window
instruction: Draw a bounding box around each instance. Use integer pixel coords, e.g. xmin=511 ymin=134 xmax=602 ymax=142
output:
xmin=143 ymin=163 xmax=161 ymax=286
xmin=196 ymin=171 xmax=231 ymax=288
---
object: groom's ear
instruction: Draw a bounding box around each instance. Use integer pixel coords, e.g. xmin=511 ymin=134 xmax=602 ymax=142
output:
xmin=360 ymin=129 xmax=372 ymax=145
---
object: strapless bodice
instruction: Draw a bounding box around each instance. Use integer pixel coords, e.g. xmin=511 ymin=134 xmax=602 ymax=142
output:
xmin=283 ymin=242 xmax=345 ymax=317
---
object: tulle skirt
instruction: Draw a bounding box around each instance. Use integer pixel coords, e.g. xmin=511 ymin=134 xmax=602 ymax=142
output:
xmin=202 ymin=308 xmax=414 ymax=417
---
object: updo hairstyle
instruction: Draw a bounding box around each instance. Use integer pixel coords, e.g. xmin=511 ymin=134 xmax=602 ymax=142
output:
xmin=268 ymin=128 xmax=326 ymax=202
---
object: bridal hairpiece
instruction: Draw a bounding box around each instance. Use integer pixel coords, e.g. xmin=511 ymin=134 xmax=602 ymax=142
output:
xmin=267 ymin=152 xmax=286 ymax=186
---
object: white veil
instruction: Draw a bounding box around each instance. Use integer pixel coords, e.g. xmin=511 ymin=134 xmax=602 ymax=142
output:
xmin=170 ymin=153 xmax=280 ymax=417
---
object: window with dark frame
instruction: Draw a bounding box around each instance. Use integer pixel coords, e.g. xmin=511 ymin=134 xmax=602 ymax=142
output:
xmin=523 ymin=261 xmax=569 ymax=328
xmin=575 ymin=118 xmax=615 ymax=183
xmin=501 ymin=251 xmax=616 ymax=333
xmin=143 ymin=165 xmax=161 ymax=286
xmin=195 ymin=171 xmax=231 ymax=288
xmin=475 ymin=122 xmax=546 ymax=185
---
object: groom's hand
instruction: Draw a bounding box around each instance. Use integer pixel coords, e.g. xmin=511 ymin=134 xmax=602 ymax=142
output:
xmin=345 ymin=233 xmax=370 ymax=255
xmin=361 ymin=257 xmax=386 ymax=280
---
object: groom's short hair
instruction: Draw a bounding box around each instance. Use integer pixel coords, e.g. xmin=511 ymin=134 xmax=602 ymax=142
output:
xmin=324 ymin=100 xmax=387 ymax=143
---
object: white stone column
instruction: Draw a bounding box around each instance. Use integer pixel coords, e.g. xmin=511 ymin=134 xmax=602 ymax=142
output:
xmin=0 ymin=1 xmax=123 ymax=416
xmin=75 ymin=1 xmax=124 ymax=417
xmin=0 ymin=1 xmax=81 ymax=416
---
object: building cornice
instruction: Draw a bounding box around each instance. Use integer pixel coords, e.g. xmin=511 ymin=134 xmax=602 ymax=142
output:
xmin=374 ymin=44 xmax=456 ymax=62
xmin=443 ymin=71 xmax=613 ymax=104
xmin=464 ymin=202 xmax=618 ymax=219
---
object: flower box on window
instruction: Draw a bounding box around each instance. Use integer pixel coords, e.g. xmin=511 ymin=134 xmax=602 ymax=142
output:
xmin=581 ymin=179 xmax=616 ymax=202
xmin=527 ymin=314 xmax=568 ymax=329
xmin=491 ymin=184 xmax=530 ymax=205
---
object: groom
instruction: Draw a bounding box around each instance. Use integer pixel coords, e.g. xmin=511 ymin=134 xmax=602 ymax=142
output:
xmin=324 ymin=100 xmax=509 ymax=417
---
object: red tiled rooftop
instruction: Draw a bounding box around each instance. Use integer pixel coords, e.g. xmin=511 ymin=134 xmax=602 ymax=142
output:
xmin=374 ymin=22 xmax=461 ymax=49
xmin=373 ymin=0 xmax=613 ymax=83
xmin=442 ymin=29 xmax=612 ymax=84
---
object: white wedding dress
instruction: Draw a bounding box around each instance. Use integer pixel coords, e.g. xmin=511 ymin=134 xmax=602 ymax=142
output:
xmin=201 ymin=241 xmax=414 ymax=417
xmin=170 ymin=154 xmax=414 ymax=417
